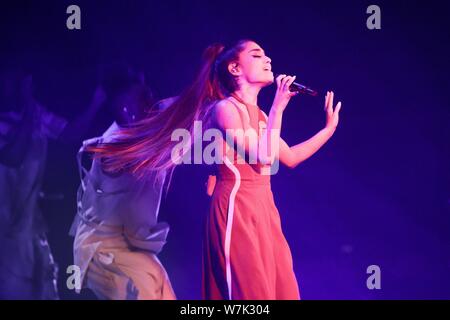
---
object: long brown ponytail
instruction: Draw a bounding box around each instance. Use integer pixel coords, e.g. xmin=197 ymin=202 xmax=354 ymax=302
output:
xmin=89 ymin=40 xmax=251 ymax=181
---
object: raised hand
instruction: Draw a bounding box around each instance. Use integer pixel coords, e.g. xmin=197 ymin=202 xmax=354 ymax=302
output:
xmin=271 ymin=74 xmax=298 ymax=113
xmin=324 ymin=91 xmax=341 ymax=132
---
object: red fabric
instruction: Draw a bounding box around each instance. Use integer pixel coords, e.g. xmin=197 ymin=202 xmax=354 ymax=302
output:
xmin=202 ymin=99 xmax=300 ymax=300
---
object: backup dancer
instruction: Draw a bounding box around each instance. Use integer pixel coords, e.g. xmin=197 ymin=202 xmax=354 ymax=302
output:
xmin=70 ymin=67 xmax=176 ymax=300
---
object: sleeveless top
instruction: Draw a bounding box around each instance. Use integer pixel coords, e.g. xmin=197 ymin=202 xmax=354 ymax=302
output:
xmin=214 ymin=96 xmax=272 ymax=184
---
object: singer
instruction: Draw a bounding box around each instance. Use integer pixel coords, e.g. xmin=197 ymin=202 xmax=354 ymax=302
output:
xmin=201 ymin=40 xmax=341 ymax=300
xmin=89 ymin=39 xmax=341 ymax=300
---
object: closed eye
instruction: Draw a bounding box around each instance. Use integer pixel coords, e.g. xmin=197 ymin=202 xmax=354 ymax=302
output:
xmin=252 ymin=55 xmax=262 ymax=58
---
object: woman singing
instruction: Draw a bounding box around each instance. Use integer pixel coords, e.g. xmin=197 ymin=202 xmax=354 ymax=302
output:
xmin=91 ymin=39 xmax=341 ymax=300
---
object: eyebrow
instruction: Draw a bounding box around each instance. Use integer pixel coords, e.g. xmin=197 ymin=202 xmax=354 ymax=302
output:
xmin=248 ymin=48 xmax=265 ymax=55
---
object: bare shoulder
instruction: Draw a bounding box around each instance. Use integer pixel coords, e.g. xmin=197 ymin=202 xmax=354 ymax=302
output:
xmin=211 ymin=98 xmax=242 ymax=129
xmin=213 ymin=98 xmax=236 ymax=115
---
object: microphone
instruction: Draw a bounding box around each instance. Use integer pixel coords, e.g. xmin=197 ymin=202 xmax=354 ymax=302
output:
xmin=289 ymin=81 xmax=318 ymax=96
xmin=275 ymin=74 xmax=318 ymax=97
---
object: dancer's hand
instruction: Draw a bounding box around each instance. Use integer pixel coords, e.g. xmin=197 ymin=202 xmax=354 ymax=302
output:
xmin=324 ymin=91 xmax=341 ymax=134
xmin=271 ymin=74 xmax=298 ymax=113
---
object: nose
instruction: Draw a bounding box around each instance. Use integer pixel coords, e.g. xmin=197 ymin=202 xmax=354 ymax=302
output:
xmin=265 ymin=56 xmax=271 ymax=64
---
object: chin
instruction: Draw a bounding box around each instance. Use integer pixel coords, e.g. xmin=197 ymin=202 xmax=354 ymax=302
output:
xmin=263 ymin=75 xmax=274 ymax=86
xmin=253 ymin=73 xmax=274 ymax=87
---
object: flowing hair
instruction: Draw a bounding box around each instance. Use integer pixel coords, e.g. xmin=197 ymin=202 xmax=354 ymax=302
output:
xmin=88 ymin=39 xmax=252 ymax=184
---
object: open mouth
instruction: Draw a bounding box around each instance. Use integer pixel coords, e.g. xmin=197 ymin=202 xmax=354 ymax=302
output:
xmin=263 ymin=64 xmax=272 ymax=72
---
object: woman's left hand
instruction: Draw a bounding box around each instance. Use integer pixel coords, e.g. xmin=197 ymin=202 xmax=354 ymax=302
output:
xmin=324 ymin=91 xmax=342 ymax=133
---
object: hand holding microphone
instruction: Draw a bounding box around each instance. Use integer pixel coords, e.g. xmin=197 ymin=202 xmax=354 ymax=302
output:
xmin=271 ymin=74 xmax=299 ymax=112
xmin=271 ymin=75 xmax=342 ymax=138
xmin=271 ymin=73 xmax=318 ymax=112
xmin=274 ymin=74 xmax=318 ymax=96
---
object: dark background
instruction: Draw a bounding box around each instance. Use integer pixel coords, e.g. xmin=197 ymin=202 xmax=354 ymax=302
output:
xmin=1 ymin=0 xmax=449 ymax=299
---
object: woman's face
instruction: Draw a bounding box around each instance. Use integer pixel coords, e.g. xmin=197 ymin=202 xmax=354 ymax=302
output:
xmin=233 ymin=41 xmax=274 ymax=87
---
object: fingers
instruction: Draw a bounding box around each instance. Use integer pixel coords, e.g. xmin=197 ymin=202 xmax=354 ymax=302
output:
xmin=276 ymin=74 xmax=286 ymax=89
xmin=284 ymin=75 xmax=296 ymax=92
xmin=324 ymin=91 xmax=342 ymax=114
xmin=282 ymin=75 xmax=295 ymax=87
xmin=328 ymin=91 xmax=334 ymax=114
xmin=324 ymin=91 xmax=332 ymax=111
xmin=333 ymin=101 xmax=341 ymax=127
xmin=335 ymin=101 xmax=342 ymax=114
xmin=280 ymin=75 xmax=294 ymax=91
xmin=276 ymin=74 xmax=296 ymax=92
xmin=324 ymin=91 xmax=334 ymax=113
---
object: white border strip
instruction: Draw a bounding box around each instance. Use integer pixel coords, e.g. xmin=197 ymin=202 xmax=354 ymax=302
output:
xmin=223 ymin=156 xmax=241 ymax=300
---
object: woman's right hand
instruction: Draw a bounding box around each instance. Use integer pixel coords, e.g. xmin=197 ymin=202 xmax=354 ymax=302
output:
xmin=271 ymin=74 xmax=298 ymax=113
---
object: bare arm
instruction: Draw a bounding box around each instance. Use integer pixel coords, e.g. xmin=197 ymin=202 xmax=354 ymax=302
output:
xmin=278 ymin=91 xmax=342 ymax=168
xmin=213 ymin=75 xmax=298 ymax=165
xmin=279 ymin=128 xmax=333 ymax=168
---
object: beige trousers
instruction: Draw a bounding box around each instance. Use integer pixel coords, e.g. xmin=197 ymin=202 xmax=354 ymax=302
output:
xmin=85 ymin=248 xmax=176 ymax=300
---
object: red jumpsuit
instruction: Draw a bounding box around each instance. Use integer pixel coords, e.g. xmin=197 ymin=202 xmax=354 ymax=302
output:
xmin=202 ymin=97 xmax=300 ymax=300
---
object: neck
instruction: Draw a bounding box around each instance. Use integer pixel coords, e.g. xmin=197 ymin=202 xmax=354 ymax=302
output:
xmin=232 ymin=83 xmax=261 ymax=106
